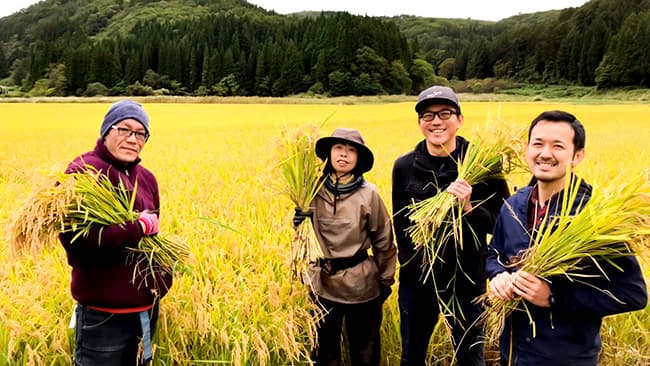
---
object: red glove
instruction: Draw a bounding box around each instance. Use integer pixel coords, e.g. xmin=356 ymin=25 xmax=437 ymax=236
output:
xmin=137 ymin=211 xmax=159 ymax=235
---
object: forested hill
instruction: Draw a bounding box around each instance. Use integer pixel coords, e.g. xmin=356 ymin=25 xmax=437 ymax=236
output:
xmin=0 ymin=0 xmax=416 ymax=97
xmin=0 ymin=0 xmax=648 ymax=98
xmin=396 ymin=0 xmax=650 ymax=88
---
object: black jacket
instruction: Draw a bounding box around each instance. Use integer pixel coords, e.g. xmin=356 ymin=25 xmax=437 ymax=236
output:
xmin=392 ymin=137 xmax=510 ymax=296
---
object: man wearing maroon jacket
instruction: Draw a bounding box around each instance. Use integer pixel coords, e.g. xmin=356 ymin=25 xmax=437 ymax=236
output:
xmin=59 ymin=100 xmax=171 ymax=365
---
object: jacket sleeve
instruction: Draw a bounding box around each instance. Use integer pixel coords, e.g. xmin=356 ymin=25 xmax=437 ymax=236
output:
xmin=59 ymin=220 xmax=143 ymax=251
xmin=551 ymin=254 xmax=648 ymax=317
xmin=465 ymin=177 xmax=510 ymax=235
xmin=485 ymin=204 xmax=510 ymax=279
xmin=60 ymin=159 xmax=144 ymax=251
xmin=369 ymin=189 xmax=397 ymax=287
xmin=391 ymin=159 xmax=414 ymax=260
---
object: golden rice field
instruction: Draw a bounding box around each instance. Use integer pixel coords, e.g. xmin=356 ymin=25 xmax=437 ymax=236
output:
xmin=0 ymin=100 xmax=649 ymax=365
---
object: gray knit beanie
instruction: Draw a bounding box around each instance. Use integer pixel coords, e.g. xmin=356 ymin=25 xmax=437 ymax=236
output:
xmin=100 ymin=100 xmax=150 ymax=138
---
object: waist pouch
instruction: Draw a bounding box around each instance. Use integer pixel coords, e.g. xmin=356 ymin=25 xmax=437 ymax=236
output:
xmin=318 ymin=251 xmax=369 ymax=275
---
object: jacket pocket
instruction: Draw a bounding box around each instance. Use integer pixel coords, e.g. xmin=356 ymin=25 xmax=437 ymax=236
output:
xmin=317 ymin=217 xmax=357 ymax=254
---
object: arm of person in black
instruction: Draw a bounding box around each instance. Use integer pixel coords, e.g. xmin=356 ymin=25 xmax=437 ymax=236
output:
xmin=464 ymin=177 xmax=510 ymax=235
xmin=391 ymin=158 xmax=418 ymax=274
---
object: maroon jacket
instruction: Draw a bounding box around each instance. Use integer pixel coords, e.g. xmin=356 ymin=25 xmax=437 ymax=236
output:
xmin=59 ymin=139 xmax=172 ymax=308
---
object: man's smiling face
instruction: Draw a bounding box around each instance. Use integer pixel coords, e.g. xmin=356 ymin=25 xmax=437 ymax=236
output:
xmin=526 ymin=120 xmax=584 ymax=185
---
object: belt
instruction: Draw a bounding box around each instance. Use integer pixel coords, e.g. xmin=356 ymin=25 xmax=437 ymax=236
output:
xmin=318 ymin=251 xmax=369 ymax=275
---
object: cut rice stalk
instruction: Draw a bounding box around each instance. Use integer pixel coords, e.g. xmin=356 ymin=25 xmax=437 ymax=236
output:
xmin=6 ymin=165 xmax=190 ymax=281
xmin=275 ymin=124 xmax=326 ymax=279
xmin=407 ymin=120 xmax=527 ymax=270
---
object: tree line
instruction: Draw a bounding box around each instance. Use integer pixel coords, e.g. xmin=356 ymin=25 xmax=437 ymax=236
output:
xmin=1 ymin=7 xmax=426 ymax=97
xmin=402 ymin=0 xmax=649 ymax=88
xmin=0 ymin=0 xmax=648 ymax=97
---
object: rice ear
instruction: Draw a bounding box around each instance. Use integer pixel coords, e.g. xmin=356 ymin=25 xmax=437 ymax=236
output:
xmin=5 ymin=164 xmax=189 ymax=279
xmin=5 ymin=172 xmax=73 ymax=254
xmin=275 ymin=123 xmax=326 ymax=280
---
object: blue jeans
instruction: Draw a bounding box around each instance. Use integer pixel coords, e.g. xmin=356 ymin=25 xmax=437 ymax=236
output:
xmin=74 ymin=303 xmax=159 ymax=366
xmin=399 ymin=282 xmax=485 ymax=366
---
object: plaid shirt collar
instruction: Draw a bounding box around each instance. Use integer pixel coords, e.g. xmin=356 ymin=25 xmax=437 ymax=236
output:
xmin=528 ymin=183 xmax=560 ymax=228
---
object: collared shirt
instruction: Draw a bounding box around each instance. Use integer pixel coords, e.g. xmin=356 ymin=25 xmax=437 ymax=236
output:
xmin=527 ymin=184 xmax=561 ymax=229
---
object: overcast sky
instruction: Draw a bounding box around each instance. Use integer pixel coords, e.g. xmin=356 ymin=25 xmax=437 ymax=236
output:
xmin=1 ymin=0 xmax=590 ymax=21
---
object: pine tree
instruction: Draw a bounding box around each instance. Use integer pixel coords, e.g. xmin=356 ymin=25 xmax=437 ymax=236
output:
xmin=0 ymin=46 xmax=7 ymax=78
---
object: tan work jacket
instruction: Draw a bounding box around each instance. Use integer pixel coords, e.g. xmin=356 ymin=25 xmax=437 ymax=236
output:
xmin=307 ymin=181 xmax=396 ymax=304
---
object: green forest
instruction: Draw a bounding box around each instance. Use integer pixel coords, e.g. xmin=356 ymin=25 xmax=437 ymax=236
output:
xmin=0 ymin=0 xmax=648 ymax=97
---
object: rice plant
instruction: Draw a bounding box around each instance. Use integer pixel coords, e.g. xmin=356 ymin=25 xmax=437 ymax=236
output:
xmin=274 ymin=123 xmax=326 ymax=279
xmin=6 ymin=166 xmax=190 ymax=279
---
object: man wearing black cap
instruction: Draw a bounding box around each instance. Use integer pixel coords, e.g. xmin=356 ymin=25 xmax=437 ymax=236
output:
xmin=60 ymin=100 xmax=171 ymax=365
xmin=392 ymin=86 xmax=510 ymax=365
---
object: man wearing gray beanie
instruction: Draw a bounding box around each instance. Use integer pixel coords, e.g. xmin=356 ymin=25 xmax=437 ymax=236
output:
xmin=100 ymin=99 xmax=150 ymax=139
xmin=59 ymin=99 xmax=171 ymax=365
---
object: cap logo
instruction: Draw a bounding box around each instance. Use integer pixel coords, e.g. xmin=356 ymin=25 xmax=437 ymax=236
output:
xmin=424 ymin=91 xmax=443 ymax=98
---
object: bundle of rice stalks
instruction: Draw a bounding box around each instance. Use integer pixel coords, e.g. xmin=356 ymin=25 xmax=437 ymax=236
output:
xmin=275 ymin=124 xmax=326 ymax=279
xmin=407 ymin=120 xmax=527 ymax=270
xmin=480 ymin=170 xmax=650 ymax=341
xmin=6 ymin=173 xmax=75 ymax=254
xmin=6 ymin=166 xmax=189 ymax=278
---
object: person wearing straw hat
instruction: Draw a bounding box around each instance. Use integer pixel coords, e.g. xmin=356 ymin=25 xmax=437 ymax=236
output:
xmin=294 ymin=127 xmax=396 ymax=366
xmin=485 ymin=110 xmax=647 ymax=365
xmin=392 ymin=85 xmax=511 ymax=365
xmin=59 ymin=100 xmax=171 ymax=365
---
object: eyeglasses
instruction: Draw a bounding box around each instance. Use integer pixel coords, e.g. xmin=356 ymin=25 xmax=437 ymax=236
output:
xmin=419 ymin=110 xmax=457 ymax=121
xmin=111 ymin=125 xmax=149 ymax=142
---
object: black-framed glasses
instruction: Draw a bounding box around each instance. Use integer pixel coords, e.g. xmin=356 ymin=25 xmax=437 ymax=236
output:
xmin=419 ymin=109 xmax=457 ymax=121
xmin=110 ymin=125 xmax=149 ymax=142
